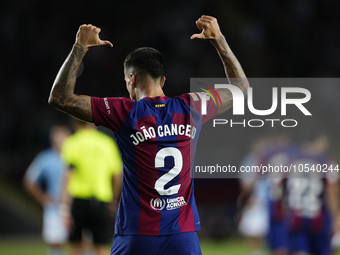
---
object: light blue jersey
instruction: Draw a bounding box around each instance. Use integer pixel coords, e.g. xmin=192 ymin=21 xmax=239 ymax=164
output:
xmin=239 ymin=153 xmax=269 ymax=205
xmin=25 ymin=148 xmax=68 ymax=245
xmin=25 ymin=148 xmax=66 ymax=203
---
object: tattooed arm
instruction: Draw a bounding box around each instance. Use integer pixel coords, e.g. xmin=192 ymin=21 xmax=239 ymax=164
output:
xmin=191 ymin=15 xmax=249 ymax=115
xmin=48 ymin=25 xmax=113 ymax=122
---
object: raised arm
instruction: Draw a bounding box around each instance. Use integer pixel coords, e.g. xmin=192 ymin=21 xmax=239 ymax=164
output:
xmin=191 ymin=15 xmax=249 ymax=115
xmin=48 ymin=25 xmax=113 ymax=122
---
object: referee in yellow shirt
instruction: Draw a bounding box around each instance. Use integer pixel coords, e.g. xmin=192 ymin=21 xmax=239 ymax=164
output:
xmin=60 ymin=120 xmax=122 ymax=255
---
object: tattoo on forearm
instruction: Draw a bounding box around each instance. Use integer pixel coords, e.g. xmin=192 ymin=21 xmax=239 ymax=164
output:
xmin=213 ymin=36 xmax=246 ymax=80
xmin=49 ymin=44 xmax=93 ymax=122
xmin=212 ymin=36 xmax=249 ymax=115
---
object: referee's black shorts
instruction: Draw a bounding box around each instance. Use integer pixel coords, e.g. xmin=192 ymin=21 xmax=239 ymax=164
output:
xmin=69 ymin=198 xmax=114 ymax=245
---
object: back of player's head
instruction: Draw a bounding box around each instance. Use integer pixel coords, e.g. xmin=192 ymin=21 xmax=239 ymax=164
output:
xmin=50 ymin=124 xmax=70 ymax=150
xmin=300 ymin=131 xmax=327 ymax=144
xmin=72 ymin=118 xmax=95 ymax=131
xmin=124 ymin=47 xmax=165 ymax=79
xmin=299 ymin=131 xmax=330 ymax=153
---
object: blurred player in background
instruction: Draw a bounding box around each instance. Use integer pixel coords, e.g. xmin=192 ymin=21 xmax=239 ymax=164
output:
xmin=24 ymin=125 xmax=71 ymax=255
xmin=48 ymin=15 xmax=249 ymax=254
xmin=285 ymin=133 xmax=340 ymax=255
xmin=60 ymin=120 xmax=122 ymax=255
xmin=263 ymin=131 xmax=299 ymax=255
xmin=238 ymin=136 xmax=271 ymax=255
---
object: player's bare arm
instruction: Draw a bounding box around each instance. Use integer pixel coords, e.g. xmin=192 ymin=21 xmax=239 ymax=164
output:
xmin=23 ymin=180 xmax=53 ymax=206
xmin=326 ymin=180 xmax=340 ymax=232
xmin=48 ymin=25 xmax=113 ymax=122
xmin=191 ymin=15 xmax=249 ymax=115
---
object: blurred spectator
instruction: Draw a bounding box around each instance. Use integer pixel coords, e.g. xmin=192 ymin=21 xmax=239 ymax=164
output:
xmin=263 ymin=131 xmax=299 ymax=255
xmin=60 ymin=120 xmax=122 ymax=255
xmin=23 ymin=124 xmax=71 ymax=255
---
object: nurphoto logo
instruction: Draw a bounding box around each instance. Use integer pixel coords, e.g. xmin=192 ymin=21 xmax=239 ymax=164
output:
xmin=197 ymin=82 xmax=312 ymax=128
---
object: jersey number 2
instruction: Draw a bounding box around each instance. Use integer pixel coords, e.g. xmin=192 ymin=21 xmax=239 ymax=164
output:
xmin=154 ymin=147 xmax=183 ymax=196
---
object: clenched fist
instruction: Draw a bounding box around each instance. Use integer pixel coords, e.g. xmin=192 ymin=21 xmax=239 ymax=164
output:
xmin=191 ymin=15 xmax=223 ymax=41
xmin=75 ymin=24 xmax=113 ymax=49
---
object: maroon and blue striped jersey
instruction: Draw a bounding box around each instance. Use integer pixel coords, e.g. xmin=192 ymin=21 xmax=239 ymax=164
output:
xmin=286 ymin=153 xmax=337 ymax=232
xmin=91 ymin=93 xmax=217 ymax=236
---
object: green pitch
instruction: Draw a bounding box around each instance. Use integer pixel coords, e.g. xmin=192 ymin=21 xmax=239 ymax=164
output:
xmin=0 ymin=238 xmax=339 ymax=255
xmin=0 ymin=238 xmax=249 ymax=255
xmin=0 ymin=239 xmax=47 ymax=255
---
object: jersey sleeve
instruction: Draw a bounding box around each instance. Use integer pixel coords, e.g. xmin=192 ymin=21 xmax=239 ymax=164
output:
xmin=178 ymin=92 xmax=218 ymax=124
xmin=91 ymin=97 xmax=134 ymax=132
xmin=25 ymin=154 xmax=44 ymax=184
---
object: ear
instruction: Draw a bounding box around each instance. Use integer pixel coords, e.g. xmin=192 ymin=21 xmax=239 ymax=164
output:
xmin=160 ymin=76 xmax=166 ymax=88
xmin=129 ymin=73 xmax=136 ymax=87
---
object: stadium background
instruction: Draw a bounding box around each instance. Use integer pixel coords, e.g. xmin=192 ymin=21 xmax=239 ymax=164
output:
xmin=1 ymin=0 xmax=340 ymax=254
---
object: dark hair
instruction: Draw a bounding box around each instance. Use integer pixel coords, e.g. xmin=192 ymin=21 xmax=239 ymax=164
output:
xmin=124 ymin=47 xmax=165 ymax=79
xmin=300 ymin=131 xmax=327 ymax=144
